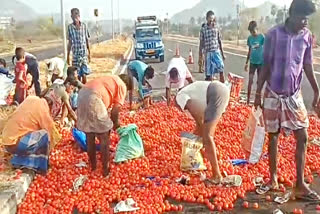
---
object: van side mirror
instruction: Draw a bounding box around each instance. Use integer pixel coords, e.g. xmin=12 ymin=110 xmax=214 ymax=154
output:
xmin=133 ymin=33 xmax=135 ymax=39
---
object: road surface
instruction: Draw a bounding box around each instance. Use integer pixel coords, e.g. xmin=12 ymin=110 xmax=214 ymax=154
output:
xmin=136 ymin=37 xmax=320 ymax=214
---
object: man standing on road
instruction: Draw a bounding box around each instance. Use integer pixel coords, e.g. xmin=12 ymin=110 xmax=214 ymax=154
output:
xmin=245 ymin=21 xmax=265 ymax=105
xmin=165 ymin=55 xmax=193 ymax=106
xmin=199 ymin=11 xmax=226 ymax=82
xmin=254 ymin=0 xmax=320 ymax=201
xmin=67 ymin=8 xmax=91 ymax=84
xmin=12 ymin=51 xmax=41 ymax=96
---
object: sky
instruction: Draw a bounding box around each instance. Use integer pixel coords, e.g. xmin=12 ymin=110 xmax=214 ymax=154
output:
xmin=19 ymin=0 xmax=293 ymax=20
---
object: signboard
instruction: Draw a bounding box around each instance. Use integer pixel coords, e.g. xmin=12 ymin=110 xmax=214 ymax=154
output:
xmin=94 ymin=9 xmax=99 ymax=17
xmin=0 ymin=17 xmax=14 ymax=28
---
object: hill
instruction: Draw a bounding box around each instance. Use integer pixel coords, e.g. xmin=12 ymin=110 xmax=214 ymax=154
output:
xmin=171 ymin=0 xmax=241 ymax=24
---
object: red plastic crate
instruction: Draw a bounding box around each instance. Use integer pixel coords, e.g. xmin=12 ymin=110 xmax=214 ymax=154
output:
xmin=228 ymin=73 xmax=244 ymax=100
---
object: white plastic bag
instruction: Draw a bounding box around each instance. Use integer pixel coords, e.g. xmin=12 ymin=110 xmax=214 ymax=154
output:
xmin=0 ymin=74 xmax=14 ymax=105
xmin=241 ymin=107 xmax=266 ymax=164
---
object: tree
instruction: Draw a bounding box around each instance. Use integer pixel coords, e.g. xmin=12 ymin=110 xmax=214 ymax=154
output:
xmin=189 ymin=17 xmax=196 ymax=26
xmin=197 ymin=16 xmax=203 ymax=25
xmin=227 ymin=14 xmax=232 ymax=22
xmin=275 ymin=9 xmax=285 ymax=24
xmin=271 ymin=5 xmax=277 ymax=17
xmin=260 ymin=16 xmax=264 ymax=24
xmin=222 ymin=17 xmax=227 ymax=26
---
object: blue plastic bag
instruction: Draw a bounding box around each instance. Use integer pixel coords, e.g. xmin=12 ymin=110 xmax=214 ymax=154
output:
xmin=70 ymin=92 xmax=78 ymax=110
xmin=72 ymin=128 xmax=100 ymax=151
xmin=231 ymin=159 xmax=248 ymax=166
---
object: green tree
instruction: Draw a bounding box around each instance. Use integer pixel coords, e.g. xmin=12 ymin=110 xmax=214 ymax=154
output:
xmin=197 ymin=17 xmax=202 ymax=25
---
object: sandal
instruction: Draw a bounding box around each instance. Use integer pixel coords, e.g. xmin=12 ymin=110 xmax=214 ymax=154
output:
xmin=204 ymin=178 xmax=222 ymax=186
xmin=256 ymin=184 xmax=279 ymax=195
xmin=295 ymin=191 xmax=320 ymax=202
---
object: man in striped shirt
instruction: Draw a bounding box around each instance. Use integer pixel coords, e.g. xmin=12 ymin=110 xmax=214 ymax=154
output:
xmin=67 ymin=8 xmax=91 ymax=84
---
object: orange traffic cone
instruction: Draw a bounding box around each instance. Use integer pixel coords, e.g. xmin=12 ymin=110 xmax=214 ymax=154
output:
xmin=188 ymin=49 xmax=194 ymax=64
xmin=175 ymin=44 xmax=180 ymax=56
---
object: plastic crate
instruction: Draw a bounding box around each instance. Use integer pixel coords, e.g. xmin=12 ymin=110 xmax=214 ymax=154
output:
xmin=228 ymin=73 xmax=244 ymax=100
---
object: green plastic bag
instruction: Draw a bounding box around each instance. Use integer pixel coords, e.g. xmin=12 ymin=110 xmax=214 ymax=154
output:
xmin=115 ymin=124 xmax=144 ymax=163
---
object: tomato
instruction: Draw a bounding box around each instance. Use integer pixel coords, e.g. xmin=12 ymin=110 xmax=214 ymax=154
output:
xmin=266 ymin=195 xmax=272 ymax=202
xmin=252 ymin=202 xmax=259 ymax=209
xmin=17 ymin=102 xmax=320 ymax=213
xmin=293 ymin=208 xmax=303 ymax=214
xmin=242 ymin=201 xmax=249 ymax=208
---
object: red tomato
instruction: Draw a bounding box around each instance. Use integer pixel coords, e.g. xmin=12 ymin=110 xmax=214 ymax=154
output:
xmin=242 ymin=201 xmax=249 ymax=208
xmin=293 ymin=208 xmax=303 ymax=214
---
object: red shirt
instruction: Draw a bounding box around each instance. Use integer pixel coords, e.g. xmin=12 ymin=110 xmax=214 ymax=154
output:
xmin=15 ymin=62 xmax=27 ymax=88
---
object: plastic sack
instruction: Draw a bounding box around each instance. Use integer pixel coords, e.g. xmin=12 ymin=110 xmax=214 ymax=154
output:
xmin=180 ymin=132 xmax=207 ymax=171
xmin=115 ymin=124 xmax=144 ymax=163
xmin=72 ymin=128 xmax=100 ymax=151
xmin=70 ymin=92 xmax=78 ymax=110
xmin=241 ymin=107 xmax=266 ymax=164
xmin=0 ymin=74 xmax=14 ymax=105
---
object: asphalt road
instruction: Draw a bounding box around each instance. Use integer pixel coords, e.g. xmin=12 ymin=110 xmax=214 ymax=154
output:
xmin=141 ymin=38 xmax=320 ymax=214
xmin=146 ymin=38 xmax=320 ymax=112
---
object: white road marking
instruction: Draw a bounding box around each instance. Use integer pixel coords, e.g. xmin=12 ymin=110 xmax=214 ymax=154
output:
xmin=170 ymin=39 xmax=320 ymax=75
xmin=168 ymin=49 xmax=173 ymax=52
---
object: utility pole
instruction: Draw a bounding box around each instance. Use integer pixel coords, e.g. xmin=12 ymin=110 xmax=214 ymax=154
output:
xmin=166 ymin=13 xmax=169 ymax=35
xmin=60 ymin=0 xmax=67 ymax=61
xmin=283 ymin=4 xmax=287 ymax=23
xmin=111 ymin=0 xmax=114 ymax=39
xmin=236 ymin=4 xmax=240 ymax=46
xmin=118 ymin=0 xmax=121 ymax=34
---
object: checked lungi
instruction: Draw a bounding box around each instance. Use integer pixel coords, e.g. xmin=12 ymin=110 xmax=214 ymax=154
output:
xmin=263 ymin=85 xmax=309 ymax=135
xmin=9 ymin=130 xmax=50 ymax=172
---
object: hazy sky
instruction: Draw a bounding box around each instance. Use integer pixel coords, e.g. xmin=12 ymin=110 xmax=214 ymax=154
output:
xmin=20 ymin=0 xmax=293 ymax=20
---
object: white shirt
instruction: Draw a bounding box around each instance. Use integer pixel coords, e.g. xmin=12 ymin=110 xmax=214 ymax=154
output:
xmin=165 ymin=57 xmax=192 ymax=89
xmin=176 ymin=81 xmax=211 ymax=111
xmin=46 ymin=57 xmax=65 ymax=82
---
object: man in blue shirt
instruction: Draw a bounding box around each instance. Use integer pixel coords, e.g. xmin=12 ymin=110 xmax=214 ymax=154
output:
xmin=244 ymin=21 xmax=264 ymax=105
xmin=127 ymin=60 xmax=155 ymax=110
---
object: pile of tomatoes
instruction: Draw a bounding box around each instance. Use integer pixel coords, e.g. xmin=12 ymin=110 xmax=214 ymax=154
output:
xmin=17 ymin=101 xmax=320 ymax=214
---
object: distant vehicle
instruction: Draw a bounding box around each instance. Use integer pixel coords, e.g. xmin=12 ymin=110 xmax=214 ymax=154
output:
xmin=133 ymin=16 xmax=165 ymax=62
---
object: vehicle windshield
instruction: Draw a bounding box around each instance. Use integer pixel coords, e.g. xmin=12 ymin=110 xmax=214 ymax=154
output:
xmin=136 ymin=27 xmax=160 ymax=38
